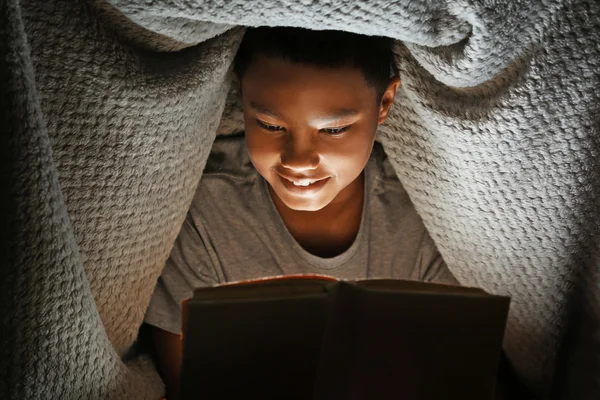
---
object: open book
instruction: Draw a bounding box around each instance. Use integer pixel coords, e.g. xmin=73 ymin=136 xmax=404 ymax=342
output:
xmin=179 ymin=275 xmax=510 ymax=400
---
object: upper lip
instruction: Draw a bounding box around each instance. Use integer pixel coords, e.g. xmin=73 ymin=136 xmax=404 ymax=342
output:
xmin=276 ymin=171 xmax=328 ymax=185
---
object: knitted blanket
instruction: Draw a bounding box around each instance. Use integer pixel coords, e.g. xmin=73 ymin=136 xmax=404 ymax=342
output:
xmin=1 ymin=0 xmax=599 ymax=398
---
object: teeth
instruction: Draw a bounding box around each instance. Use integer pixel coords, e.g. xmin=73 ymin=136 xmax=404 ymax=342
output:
xmin=292 ymin=181 xmax=313 ymax=186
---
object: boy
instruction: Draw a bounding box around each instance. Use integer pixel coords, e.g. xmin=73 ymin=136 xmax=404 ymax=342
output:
xmin=145 ymin=27 xmax=457 ymax=398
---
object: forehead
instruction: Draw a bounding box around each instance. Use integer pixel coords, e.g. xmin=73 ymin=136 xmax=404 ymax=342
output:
xmin=240 ymin=55 xmax=378 ymax=115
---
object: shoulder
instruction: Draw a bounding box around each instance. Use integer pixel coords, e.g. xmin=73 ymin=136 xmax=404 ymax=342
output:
xmin=202 ymin=133 xmax=257 ymax=180
xmin=369 ymin=141 xmax=410 ymax=197
xmin=367 ymin=142 xmax=423 ymax=231
xmin=188 ymin=133 xmax=263 ymax=226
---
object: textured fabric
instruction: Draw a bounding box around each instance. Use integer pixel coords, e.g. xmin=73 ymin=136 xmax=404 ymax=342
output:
xmin=1 ymin=0 xmax=242 ymax=398
xmin=144 ymin=136 xmax=456 ymax=335
xmin=1 ymin=0 xmax=599 ymax=399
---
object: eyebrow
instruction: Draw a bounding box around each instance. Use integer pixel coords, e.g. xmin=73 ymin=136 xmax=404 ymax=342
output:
xmin=249 ymin=102 xmax=283 ymax=119
xmin=249 ymin=101 xmax=360 ymax=125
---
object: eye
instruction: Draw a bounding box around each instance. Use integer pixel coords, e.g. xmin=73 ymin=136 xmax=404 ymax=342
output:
xmin=321 ymin=126 xmax=350 ymax=135
xmin=256 ymin=119 xmax=286 ymax=132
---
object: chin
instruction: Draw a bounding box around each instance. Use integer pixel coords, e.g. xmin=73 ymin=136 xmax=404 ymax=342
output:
xmin=280 ymin=194 xmax=330 ymax=212
xmin=286 ymin=202 xmax=327 ymax=212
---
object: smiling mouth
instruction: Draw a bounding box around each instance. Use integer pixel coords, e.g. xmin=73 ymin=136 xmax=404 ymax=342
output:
xmin=277 ymin=174 xmax=331 ymax=195
xmin=289 ymin=179 xmax=320 ymax=187
xmin=280 ymin=175 xmax=327 ymax=186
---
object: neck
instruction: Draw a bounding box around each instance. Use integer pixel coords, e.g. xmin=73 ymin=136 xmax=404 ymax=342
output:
xmin=269 ymin=172 xmax=365 ymax=258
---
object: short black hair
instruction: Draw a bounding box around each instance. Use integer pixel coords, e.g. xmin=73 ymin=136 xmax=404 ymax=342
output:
xmin=234 ymin=27 xmax=394 ymax=101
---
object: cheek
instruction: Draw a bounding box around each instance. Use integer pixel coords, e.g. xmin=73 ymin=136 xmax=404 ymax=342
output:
xmin=325 ymin=132 xmax=375 ymax=182
xmin=245 ymin=130 xmax=281 ymax=174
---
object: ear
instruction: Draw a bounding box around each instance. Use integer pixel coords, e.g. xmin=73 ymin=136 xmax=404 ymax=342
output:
xmin=377 ymin=75 xmax=401 ymax=125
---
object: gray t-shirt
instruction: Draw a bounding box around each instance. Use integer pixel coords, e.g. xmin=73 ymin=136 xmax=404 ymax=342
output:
xmin=145 ymin=135 xmax=456 ymax=334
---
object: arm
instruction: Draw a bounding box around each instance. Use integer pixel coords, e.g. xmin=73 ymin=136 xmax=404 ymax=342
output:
xmin=145 ymin=214 xmax=221 ymax=398
xmin=153 ymin=327 xmax=184 ymax=400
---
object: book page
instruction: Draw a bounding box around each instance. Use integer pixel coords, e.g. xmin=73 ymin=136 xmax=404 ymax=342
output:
xmin=356 ymin=278 xmax=488 ymax=295
xmin=191 ymin=275 xmax=337 ymax=301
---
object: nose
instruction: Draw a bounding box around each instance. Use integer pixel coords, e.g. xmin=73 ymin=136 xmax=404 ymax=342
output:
xmin=280 ymin=134 xmax=319 ymax=172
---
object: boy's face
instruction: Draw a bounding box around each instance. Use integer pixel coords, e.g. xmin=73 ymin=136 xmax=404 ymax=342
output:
xmin=241 ymin=55 xmax=399 ymax=212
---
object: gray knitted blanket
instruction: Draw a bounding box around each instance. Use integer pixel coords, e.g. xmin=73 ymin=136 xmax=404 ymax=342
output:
xmin=2 ymin=0 xmax=599 ymax=398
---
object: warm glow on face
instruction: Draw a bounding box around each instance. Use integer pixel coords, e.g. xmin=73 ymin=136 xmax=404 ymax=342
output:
xmin=241 ymin=56 xmax=381 ymax=212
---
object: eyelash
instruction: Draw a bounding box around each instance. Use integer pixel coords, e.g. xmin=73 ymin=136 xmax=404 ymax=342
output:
xmin=321 ymin=126 xmax=350 ymax=135
xmin=256 ymin=120 xmax=350 ymax=136
xmin=256 ymin=120 xmax=286 ymax=132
